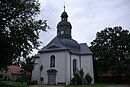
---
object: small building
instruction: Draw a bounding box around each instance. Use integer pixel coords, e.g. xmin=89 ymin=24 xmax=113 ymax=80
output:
xmin=2 ymin=65 xmax=24 ymax=81
xmin=32 ymin=9 xmax=94 ymax=85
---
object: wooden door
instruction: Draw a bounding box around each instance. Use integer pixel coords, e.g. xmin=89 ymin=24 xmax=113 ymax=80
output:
xmin=48 ymin=73 xmax=56 ymax=84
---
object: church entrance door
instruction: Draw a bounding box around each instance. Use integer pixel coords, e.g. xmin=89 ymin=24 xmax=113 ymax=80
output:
xmin=47 ymin=69 xmax=57 ymax=85
xmin=48 ymin=73 xmax=56 ymax=84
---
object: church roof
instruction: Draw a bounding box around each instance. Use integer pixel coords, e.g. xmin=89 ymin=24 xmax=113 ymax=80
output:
xmin=38 ymin=8 xmax=92 ymax=55
xmin=39 ymin=36 xmax=92 ymax=55
xmin=79 ymin=43 xmax=92 ymax=55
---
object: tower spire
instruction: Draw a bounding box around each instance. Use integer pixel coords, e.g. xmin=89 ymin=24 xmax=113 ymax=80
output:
xmin=64 ymin=2 xmax=65 ymax=12
xmin=57 ymin=5 xmax=72 ymax=39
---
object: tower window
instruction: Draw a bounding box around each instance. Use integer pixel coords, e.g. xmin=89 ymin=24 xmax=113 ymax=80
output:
xmin=61 ymin=31 xmax=64 ymax=34
xmin=50 ymin=55 xmax=55 ymax=67
xmin=73 ymin=59 xmax=77 ymax=73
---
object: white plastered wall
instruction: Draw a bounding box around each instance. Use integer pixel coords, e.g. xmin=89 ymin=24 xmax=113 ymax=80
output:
xmin=32 ymin=57 xmax=40 ymax=83
xmin=70 ymin=54 xmax=80 ymax=78
xmin=81 ymin=55 xmax=94 ymax=84
xmin=38 ymin=51 xmax=70 ymax=84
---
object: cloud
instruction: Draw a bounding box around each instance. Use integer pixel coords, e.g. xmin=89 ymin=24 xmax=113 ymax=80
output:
xmin=38 ymin=0 xmax=130 ymax=49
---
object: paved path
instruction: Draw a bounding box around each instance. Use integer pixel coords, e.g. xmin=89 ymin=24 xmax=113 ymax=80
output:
xmin=106 ymin=85 xmax=130 ymax=87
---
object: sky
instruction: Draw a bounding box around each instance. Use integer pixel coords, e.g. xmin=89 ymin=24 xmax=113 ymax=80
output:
xmin=33 ymin=0 xmax=130 ymax=54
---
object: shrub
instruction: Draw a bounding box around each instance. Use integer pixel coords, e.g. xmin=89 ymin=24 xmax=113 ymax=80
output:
xmin=71 ymin=73 xmax=82 ymax=85
xmin=15 ymin=75 xmax=28 ymax=82
xmin=16 ymin=78 xmax=21 ymax=82
xmin=27 ymin=80 xmax=37 ymax=85
xmin=85 ymin=73 xmax=92 ymax=84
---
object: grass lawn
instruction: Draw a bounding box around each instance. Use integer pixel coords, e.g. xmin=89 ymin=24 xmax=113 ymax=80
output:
xmin=0 ymin=82 xmax=125 ymax=87
xmin=65 ymin=83 xmax=116 ymax=87
xmin=0 ymin=82 xmax=27 ymax=87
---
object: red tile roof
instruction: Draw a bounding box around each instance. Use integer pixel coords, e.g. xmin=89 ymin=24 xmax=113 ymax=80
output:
xmin=99 ymin=71 xmax=112 ymax=77
xmin=7 ymin=65 xmax=24 ymax=74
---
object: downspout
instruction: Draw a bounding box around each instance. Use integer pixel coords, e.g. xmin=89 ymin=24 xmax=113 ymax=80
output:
xmin=79 ymin=54 xmax=81 ymax=70
xmin=70 ymin=53 xmax=71 ymax=83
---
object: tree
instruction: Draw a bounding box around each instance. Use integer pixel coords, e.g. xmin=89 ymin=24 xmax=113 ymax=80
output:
xmin=0 ymin=0 xmax=48 ymax=69
xmin=21 ymin=56 xmax=34 ymax=75
xmin=91 ymin=26 xmax=130 ymax=77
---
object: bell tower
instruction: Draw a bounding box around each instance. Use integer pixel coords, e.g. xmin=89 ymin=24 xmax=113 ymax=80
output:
xmin=57 ymin=6 xmax=72 ymax=39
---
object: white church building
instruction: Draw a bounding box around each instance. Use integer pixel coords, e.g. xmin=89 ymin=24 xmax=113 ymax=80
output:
xmin=32 ymin=9 xmax=94 ymax=85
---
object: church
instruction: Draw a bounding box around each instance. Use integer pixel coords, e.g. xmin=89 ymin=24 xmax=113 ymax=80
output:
xmin=32 ymin=8 xmax=94 ymax=85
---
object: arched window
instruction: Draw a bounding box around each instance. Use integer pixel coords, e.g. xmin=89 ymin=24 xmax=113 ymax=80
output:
xmin=50 ymin=55 xmax=55 ymax=67
xmin=73 ymin=59 xmax=77 ymax=73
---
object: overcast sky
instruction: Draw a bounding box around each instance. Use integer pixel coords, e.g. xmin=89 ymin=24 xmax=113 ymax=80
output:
xmin=33 ymin=0 xmax=130 ymax=54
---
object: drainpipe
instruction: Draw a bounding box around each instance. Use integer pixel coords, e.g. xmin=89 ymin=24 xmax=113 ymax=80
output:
xmin=70 ymin=53 xmax=72 ymax=84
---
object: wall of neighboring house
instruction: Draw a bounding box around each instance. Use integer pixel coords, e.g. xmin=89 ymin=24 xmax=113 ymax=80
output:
xmin=2 ymin=68 xmax=22 ymax=81
xmin=11 ymin=74 xmax=21 ymax=81
xmin=2 ymin=70 xmax=12 ymax=81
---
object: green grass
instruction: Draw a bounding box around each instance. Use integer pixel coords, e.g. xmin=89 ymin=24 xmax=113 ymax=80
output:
xmin=0 ymin=82 xmax=27 ymax=87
